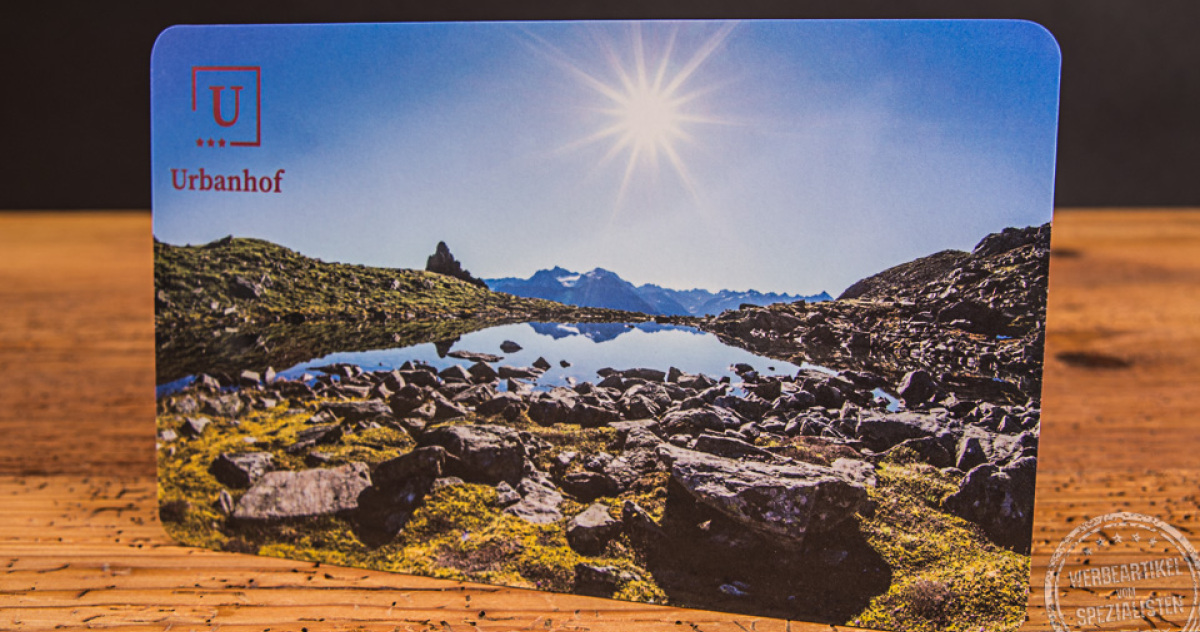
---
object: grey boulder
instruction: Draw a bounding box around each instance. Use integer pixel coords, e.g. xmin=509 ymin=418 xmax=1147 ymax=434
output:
xmin=503 ymin=471 xmax=564 ymax=524
xmin=944 ymin=456 xmax=1037 ymax=552
xmin=854 ymin=411 xmax=943 ymax=452
xmin=897 ymin=370 xmax=937 ymax=406
xmin=319 ymin=399 xmax=392 ymax=423
xmin=233 ymin=462 xmax=371 ymax=521
xmin=209 ymin=451 xmax=274 ymax=488
xmin=419 ymin=424 xmax=528 ymax=485
xmin=661 ymin=406 xmax=741 ymax=436
xmin=574 ymin=563 xmax=641 ymax=598
xmin=566 ymin=503 xmax=622 ymax=555
xmin=658 ymin=445 xmax=867 ymax=549
xmin=179 ymin=416 xmax=211 ymax=438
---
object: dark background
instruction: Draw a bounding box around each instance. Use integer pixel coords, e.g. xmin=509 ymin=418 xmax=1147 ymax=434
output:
xmin=3 ymin=0 xmax=1198 ymax=210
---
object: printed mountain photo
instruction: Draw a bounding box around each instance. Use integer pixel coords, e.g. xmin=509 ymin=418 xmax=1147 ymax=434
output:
xmin=485 ymin=267 xmax=832 ymax=316
xmin=152 ymin=20 xmax=1060 ymax=632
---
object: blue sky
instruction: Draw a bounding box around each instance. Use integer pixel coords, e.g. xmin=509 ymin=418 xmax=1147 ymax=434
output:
xmin=152 ymin=20 xmax=1059 ymax=296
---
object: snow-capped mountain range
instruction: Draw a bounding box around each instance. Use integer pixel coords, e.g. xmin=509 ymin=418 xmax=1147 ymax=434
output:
xmin=484 ymin=267 xmax=830 ymax=317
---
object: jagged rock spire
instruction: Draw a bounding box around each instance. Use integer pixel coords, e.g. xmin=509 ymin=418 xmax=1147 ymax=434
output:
xmin=425 ymin=241 xmax=487 ymax=288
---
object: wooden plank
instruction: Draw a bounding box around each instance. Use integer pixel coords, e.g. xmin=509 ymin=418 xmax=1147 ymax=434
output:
xmin=1040 ymin=210 xmax=1200 ymax=472
xmin=0 ymin=212 xmax=155 ymax=478
xmin=2 ymin=209 xmax=1200 ymax=631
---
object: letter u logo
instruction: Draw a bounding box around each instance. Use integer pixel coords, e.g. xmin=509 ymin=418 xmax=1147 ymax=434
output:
xmin=209 ymin=85 xmax=244 ymax=127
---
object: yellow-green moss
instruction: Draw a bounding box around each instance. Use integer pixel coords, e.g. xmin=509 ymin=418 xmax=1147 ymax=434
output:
xmin=399 ymin=483 xmax=500 ymax=541
xmin=617 ymin=471 xmax=669 ymax=521
xmin=323 ymin=425 xmax=415 ymax=464
xmin=850 ymin=462 xmax=1030 ymax=632
xmin=615 ymin=579 xmax=669 ymax=603
xmin=523 ymin=424 xmax=618 ymax=472
xmin=160 ymin=396 xmax=1027 ymax=628
xmin=388 ymin=482 xmax=661 ymax=597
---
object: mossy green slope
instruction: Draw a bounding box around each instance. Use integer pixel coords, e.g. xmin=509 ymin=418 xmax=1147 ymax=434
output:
xmin=155 ymin=236 xmax=638 ymax=327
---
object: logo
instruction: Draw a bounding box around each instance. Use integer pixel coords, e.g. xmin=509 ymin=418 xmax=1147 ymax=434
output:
xmin=191 ymin=66 xmax=261 ymax=148
xmin=1046 ymin=512 xmax=1200 ymax=631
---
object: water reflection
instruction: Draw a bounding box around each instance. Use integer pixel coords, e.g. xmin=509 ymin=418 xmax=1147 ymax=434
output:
xmin=276 ymin=321 xmax=807 ymax=390
xmin=528 ymin=321 xmax=696 ymax=343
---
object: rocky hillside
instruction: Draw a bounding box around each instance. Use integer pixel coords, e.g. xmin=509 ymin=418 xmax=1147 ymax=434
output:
xmin=838 ymin=224 xmax=1051 ymax=334
xmin=703 ymin=224 xmax=1051 ymax=404
xmin=154 ymin=237 xmax=647 ymax=383
xmin=838 ymin=250 xmax=969 ymax=302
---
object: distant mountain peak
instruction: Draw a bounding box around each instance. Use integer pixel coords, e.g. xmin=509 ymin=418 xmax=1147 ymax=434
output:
xmin=555 ymin=271 xmax=583 ymax=287
xmin=484 ymin=267 xmax=827 ymax=316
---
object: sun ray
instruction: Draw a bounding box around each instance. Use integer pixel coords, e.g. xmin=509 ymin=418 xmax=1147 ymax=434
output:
xmin=652 ymin=28 xmax=677 ymax=94
xmin=662 ymin=22 xmax=738 ymax=97
xmin=598 ymin=131 xmax=634 ymax=170
xmin=520 ymin=29 xmax=629 ymax=105
xmin=661 ymin=139 xmax=699 ymax=201
xmin=557 ymin=121 xmax=627 ymax=155
xmin=616 ymin=143 xmax=643 ymax=208
xmin=632 ymin=23 xmax=648 ymax=92
xmin=597 ymin=32 xmax=637 ymax=100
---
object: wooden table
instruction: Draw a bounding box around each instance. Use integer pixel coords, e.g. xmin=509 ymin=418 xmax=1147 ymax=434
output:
xmin=2 ymin=209 xmax=1198 ymax=631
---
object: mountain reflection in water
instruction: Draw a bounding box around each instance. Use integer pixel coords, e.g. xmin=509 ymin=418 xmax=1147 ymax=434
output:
xmin=527 ymin=321 xmax=699 ymax=343
xmin=275 ymin=321 xmax=804 ymax=390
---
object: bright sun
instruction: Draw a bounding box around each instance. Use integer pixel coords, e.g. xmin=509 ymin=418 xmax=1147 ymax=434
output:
xmin=618 ymin=87 xmax=682 ymax=153
xmin=538 ymin=23 xmax=736 ymax=205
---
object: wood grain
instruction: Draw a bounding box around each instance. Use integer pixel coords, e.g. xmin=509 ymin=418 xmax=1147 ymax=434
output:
xmin=2 ymin=209 xmax=1200 ymax=631
xmin=0 ymin=212 xmax=155 ymax=477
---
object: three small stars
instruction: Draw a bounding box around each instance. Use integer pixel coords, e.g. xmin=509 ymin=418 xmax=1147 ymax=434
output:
xmin=195 ymin=138 xmax=226 ymax=148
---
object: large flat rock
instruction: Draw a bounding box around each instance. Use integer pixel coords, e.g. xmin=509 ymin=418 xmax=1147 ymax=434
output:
xmin=854 ymin=411 xmax=948 ymax=452
xmin=658 ymin=445 xmax=867 ymax=548
xmin=233 ymin=462 xmax=371 ymax=521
